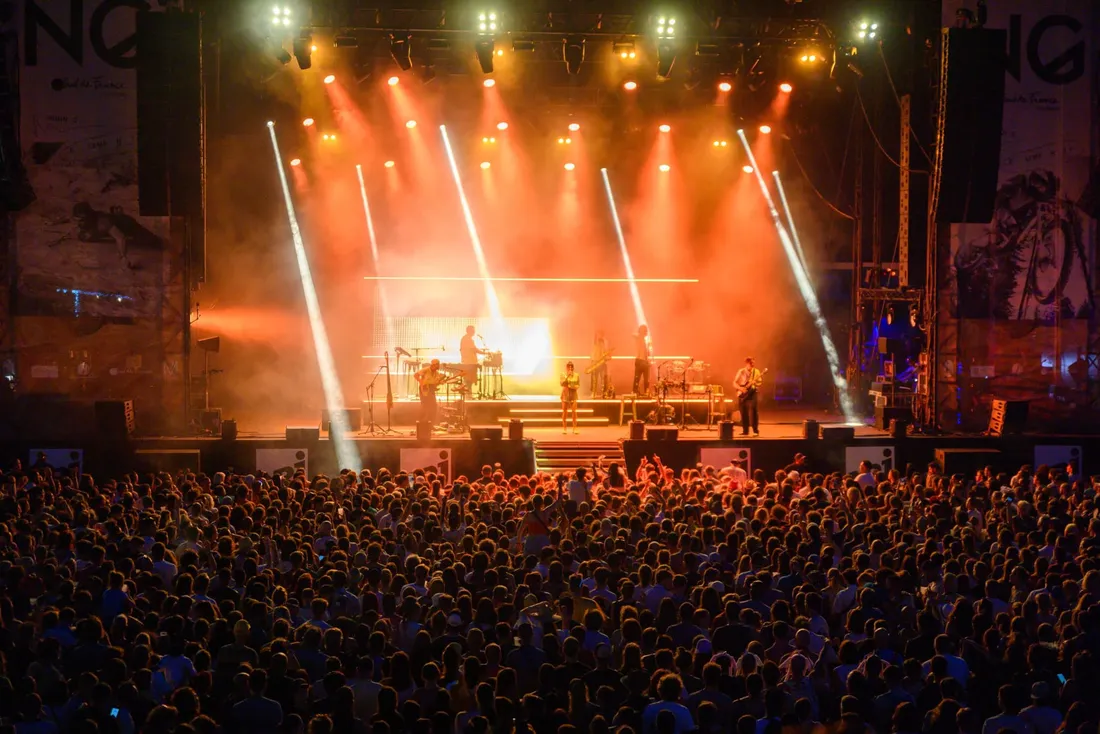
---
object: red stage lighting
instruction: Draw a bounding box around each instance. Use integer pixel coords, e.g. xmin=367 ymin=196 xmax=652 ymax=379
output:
xmin=718 ymin=81 xmax=732 ymax=92
xmin=623 ymin=81 xmax=637 ymax=90
xmin=484 ymin=79 xmax=496 ymax=88
xmin=324 ymin=74 xmax=336 ymax=84
xmin=779 ymin=82 xmax=793 ymax=93
xmin=387 ymin=76 xmax=399 ymax=86
xmin=658 ymin=124 xmax=671 ymax=133
xmin=290 ymin=158 xmax=301 ymax=166
xmin=302 ymin=118 xmax=315 ymax=127
xmin=759 ymin=124 xmax=772 ymax=134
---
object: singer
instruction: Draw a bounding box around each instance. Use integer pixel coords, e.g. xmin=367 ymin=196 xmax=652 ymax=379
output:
xmin=560 ymin=361 xmax=580 ymax=434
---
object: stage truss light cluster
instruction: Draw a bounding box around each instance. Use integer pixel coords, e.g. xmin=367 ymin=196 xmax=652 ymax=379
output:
xmin=623 ymin=80 xmax=638 ymax=91
xmin=271 ymin=5 xmax=293 ymax=27
xmin=613 ymin=39 xmax=637 ymax=59
xmin=482 ymin=136 xmax=497 ymax=144
xmin=557 ymin=137 xmax=573 ymax=145
xmin=856 ymin=20 xmax=879 ymax=42
xmin=321 ymin=132 xmax=337 ymax=141
xmin=798 ymin=50 xmax=823 ymax=63
xmin=563 ymin=35 xmax=585 ymax=75
xmin=474 ymin=10 xmax=500 ymax=74
xmin=655 ymin=16 xmax=676 ymax=39
xmin=712 ymin=140 xmax=729 ymax=148
xmin=389 ymin=32 xmax=412 ymax=71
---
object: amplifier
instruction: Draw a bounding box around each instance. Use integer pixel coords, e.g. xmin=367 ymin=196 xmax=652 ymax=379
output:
xmin=321 ymin=408 xmax=363 ymax=432
xmin=646 ymin=427 xmax=679 ymax=441
xmin=821 ymin=426 xmax=855 ymax=442
xmin=470 ymin=426 xmax=504 ymax=440
xmin=286 ymin=426 xmax=321 ymax=443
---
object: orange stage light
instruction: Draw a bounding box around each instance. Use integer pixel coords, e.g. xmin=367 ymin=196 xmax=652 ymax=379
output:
xmin=311 ymin=44 xmax=318 ymax=52
xmin=759 ymin=125 xmax=772 ymax=134
xmin=405 ymin=120 xmax=417 ymax=129
xmin=484 ymin=79 xmax=496 ymax=88
xmin=658 ymin=124 xmax=671 ymax=133
xmin=387 ymin=76 xmax=399 ymax=86
xmin=480 ymin=161 xmax=491 ymax=169
xmin=324 ymin=74 xmax=335 ymax=84
xmin=384 ymin=160 xmax=396 ymax=168
xmin=496 ymin=122 xmax=508 ymax=130
xmin=564 ymin=162 xmax=575 ymax=171
xmin=779 ymin=82 xmax=793 ymax=93
xmin=718 ymin=81 xmax=732 ymax=92
xmin=290 ymin=158 xmax=301 ymax=167
xmin=659 ymin=164 xmax=670 ymax=172
xmin=742 ymin=164 xmax=754 ymax=173
xmin=495 ymin=49 xmax=504 ymax=56
xmin=302 ymin=117 xmax=314 ymax=127
xmin=568 ymin=123 xmax=580 ymax=132
xmin=557 ymin=137 xmax=566 ymax=144
xmin=623 ymin=81 xmax=637 ymax=90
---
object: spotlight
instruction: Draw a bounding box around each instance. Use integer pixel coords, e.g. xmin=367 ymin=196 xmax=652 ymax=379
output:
xmin=568 ymin=123 xmax=580 ymax=132
xmin=856 ymin=20 xmax=879 ymax=42
xmin=656 ymin=39 xmax=677 ymax=79
xmin=483 ymin=137 xmax=497 ymax=144
xmin=623 ymin=80 xmax=638 ymax=91
xmin=720 ymin=141 xmax=728 ymax=147
xmin=496 ymin=49 xmax=504 ymax=56
xmin=302 ymin=118 xmax=314 ymax=126
xmin=292 ymin=37 xmax=312 ymax=70
xmin=389 ymin=33 xmax=413 ymax=71
xmin=311 ymin=44 xmax=317 ymax=52
xmin=718 ymin=81 xmax=732 ymax=92
xmin=658 ymin=124 xmax=671 ymax=132
xmin=480 ymin=161 xmax=491 ymax=169
xmin=478 ymin=11 xmax=500 ymax=33
xmin=759 ymin=124 xmax=772 ymax=134
xmin=496 ymin=122 xmax=508 ymax=130
xmin=659 ymin=164 xmax=670 ymax=172
xmin=565 ymin=138 xmax=572 ymax=144
xmin=779 ymin=82 xmax=793 ymax=93
xmin=563 ymin=36 xmax=585 ymax=75
xmin=613 ymin=40 xmax=637 ymax=59
xmin=564 ymin=162 xmax=575 ymax=171
xmin=475 ymin=37 xmax=496 ymax=74
xmin=290 ymin=158 xmax=301 ymax=166
xmin=655 ymin=16 xmax=676 ymax=39
xmin=387 ymin=76 xmax=399 ymax=86
xmin=484 ymin=78 xmax=496 ymax=88
xmin=406 ymin=120 xmax=417 ymax=129
xmin=384 ymin=160 xmax=396 ymax=168
xmin=267 ymin=121 xmax=275 ymax=127
xmin=323 ymin=74 xmax=335 ymax=84
xmin=271 ymin=5 xmax=293 ymax=27
xmin=742 ymin=164 xmax=754 ymax=173
xmin=557 ymin=137 xmax=566 ymax=144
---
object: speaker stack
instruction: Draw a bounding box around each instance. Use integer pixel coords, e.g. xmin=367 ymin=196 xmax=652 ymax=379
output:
xmin=95 ymin=400 xmax=136 ymax=439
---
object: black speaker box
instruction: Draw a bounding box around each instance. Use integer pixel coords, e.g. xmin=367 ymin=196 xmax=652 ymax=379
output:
xmin=821 ymin=426 xmax=855 ymax=442
xmin=199 ymin=408 xmax=222 ymax=433
xmin=934 ymin=27 xmax=1007 ymax=223
xmin=221 ymin=419 xmax=238 ymax=441
xmin=718 ymin=420 xmax=735 ymax=440
xmin=802 ymin=419 xmax=820 ymax=440
xmin=646 ymin=427 xmax=679 ymax=441
xmin=321 ymin=408 xmax=363 ymax=432
xmin=629 ymin=420 xmax=645 ymax=440
xmin=875 ymin=406 xmax=913 ymax=431
xmin=285 ymin=426 xmax=320 ymax=443
xmin=470 ymin=426 xmax=504 ymax=440
xmin=95 ymin=400 xmax=136 ymax=438
xmin=988 ymin=398 xmax=1028 ymax=436
xmin=508 ymin=419 xmax=523 ymax=440
xmin=416 ymin=421 xmax=432 ymax=441
xmin=889 ymin=419 xmax=909 ymax=440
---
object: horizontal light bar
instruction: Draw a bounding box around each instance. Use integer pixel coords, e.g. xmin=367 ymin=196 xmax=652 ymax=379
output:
xmin=362 ymin=276 xmax=698 ymax=283
xmin=361 ymin=354 xmax=693 ymax=360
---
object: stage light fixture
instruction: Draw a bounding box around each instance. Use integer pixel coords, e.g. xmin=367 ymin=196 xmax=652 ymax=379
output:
xmin=656 ymin=40 xmax=677 ymax=79
xmin=512 ymin=38 xmax=536 ymax=52
xmin=496 ymin=49 xmax=504 ymax=56
xmin=290 ymin=158 xmax=301 ymax=166
xmin=483 ymin=136 xmax=498 ymax=144
xmin=323 ymin=74 xmax=335 ymax=84
xmin=623 ymin=80 xmax=638 ymax=90
xmin=659 ymin=164 xmax=670 ymax=172
xmin=270 ymin=42 xmax=292 ymax=66
xmin=389 ymin=33 xmax=413 ymax=71
xmin=759 ymin=124 xmax=772 ymax=134
xmin=271 ymin=5 xmax=293 ymax=27
xmin=480 ymin=161 xmax=491 ymax=169
xmin=659 ymin=124 xmax=671 ymax=133
xmin=655 ymin=16 xmax=676 ymax=39
xmin=718 ymin=80 xmax=732 ymax=92
xmin=713 ymin=140 xmax=729 ymax=148
xmin=384 ymin=160 xmax=395 ymax=168
xmin=496 ymin=121 xmax=508 ymax=130
xmin=562 ymin=36 xmax=585 ymax=75
xmin=406 ymin=120 xmax=417 ymax=129
xmin=267 ymin=121 xmax=275 ymax=127
xmin=613 ymin=40 xmax=637 ymax=59
xmin=292 ymin=37 xmax=312 ymax=69
xmin=779 ymin=82 xmax=793 ymax=93
xmin=387 ymin=76 xmax=399 ymax=86
xmin=484 ymin=78 xmax=496 ymax=88
xmin=311 ymin=44 xmax=317 ymax=52
xmin=568 ymin=123 xmax=580 ymax=132
xmin=302 ymin=117 xmax=314 ymax=126
xmin=742 ymin=164 xmax=754 ymax=173
xmin=564 ymin=162 xmax=575 ymax=171
xmin=478 ymin=11 xmax=499 ymax=33
xmin=333 ymin=35 xmax=359 ymax=48
xmin=475 ymin=37 xmax=496 ymax=74
xmin=557 ymin=137 xmax=566 ymax=144
xmin=856 ymin=20 xmax=879 ymax=42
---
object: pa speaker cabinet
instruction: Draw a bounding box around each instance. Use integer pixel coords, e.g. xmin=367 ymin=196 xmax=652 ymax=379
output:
xmin=285 ymin=426 xmax=320 ymax=443
xmin=508 ymin=419 xmax=523 ymax=440
xmin=470 ymin=426 xmax=504 ymax=440
xmin=629 ymin=420 xmax=645 ymax=440
xmin=988 ymin=399 xmax=1028 ymax=436
xmin=95 ymin=400 xmax=136 ymax=438
xmin=820 ymin=426 xmax=855 ymax=442
xmin=875 ymin=406 xmax=913 ymax=431
xmin=321 ymin=408 xmax=363 ymax=432
xmin=935 ymin=447 xmax=1002 ymax=477
xmin=646 ymin=427 xmax=679 ymax=441
xmin=134 ymin=448 xmax=200 ymax=474
xmin=802 ymin=419 xmax=820 ymax=440
xmin=416 ymin=421 xmax=433 ymax=441
xmin=718 ymin=420 xmax=735 ymax=440
xmin=221 ymin=419 xmax=238 ymax=441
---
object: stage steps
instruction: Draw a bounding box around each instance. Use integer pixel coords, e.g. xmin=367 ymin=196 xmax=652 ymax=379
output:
xmin=534 ymin=440 xmax=624 ymax=474
xmin=498 ymin=406 xmax=611 ymax=427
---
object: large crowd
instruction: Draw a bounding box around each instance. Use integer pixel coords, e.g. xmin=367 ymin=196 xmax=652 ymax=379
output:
xmin=0 ymin=453 xmax=1097 ymax=734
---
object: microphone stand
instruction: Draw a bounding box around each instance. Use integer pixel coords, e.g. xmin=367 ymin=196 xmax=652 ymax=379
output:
xmin=679 ymin=359 xmax=699 ymax=430
xmin=363 ymin=366 xmax=386 ymax=435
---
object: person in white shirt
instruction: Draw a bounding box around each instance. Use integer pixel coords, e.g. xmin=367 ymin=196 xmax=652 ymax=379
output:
xmin=922 ymin=635 xmax=970 ymax=690
xmin=855 ymin=461 xmax=877 ymax=488
xmin=567 ymin=468 xmax=593 ymax=506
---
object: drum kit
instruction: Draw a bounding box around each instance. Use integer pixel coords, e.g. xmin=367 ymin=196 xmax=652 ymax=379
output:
xmin=659 ymin=359 xmax=711 ymax=394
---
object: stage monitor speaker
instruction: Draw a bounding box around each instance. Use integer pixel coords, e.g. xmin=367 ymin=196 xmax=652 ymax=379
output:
xmin=718 ymin=420 xmax=735 ymax=440
xmin=889 ymin=418 xmax=909 ymax=440
xmin=285 ymin=426 xmax=320 ymax=443
xmin=935 ymin=447 xmax=1002 ymax=477
xmin=933 ymin=27 xmax=1007 ymax=223
xmin=820 ymin=426 xmax=855 ymax=442
xmin=221 ymin=419 xmax=238 ymax=441
xmin=802 ymin=419 xmax=820 ymax=440
xmin=470 ymin=426 xmax=504 ymax=440
xmin=646 ymin=427 xmax=679 ymax=441
xmin=508 ymin=419 xmax=523 ymax=440
xmin=321 ymin=408 xmax=363 ymax=432
xmin=95 ymin=400 xmax=135 ymax=438
xmin=877 ymin=337 xmax=906 ymax=355
xmin=416 ymin=421 xmax=432 ymax=441
xmin=875 ymin=406 xmax=913 ymax=431
xmin=199 ymin=408 xmax=222 ymax=433
xmin=629 ymin=420 xmax=645 ymax=440
xmin=988 ymin=398 xmax=1028 ymax=436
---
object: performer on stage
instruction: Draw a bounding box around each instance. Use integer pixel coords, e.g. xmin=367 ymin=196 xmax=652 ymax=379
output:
xmin=561 ymin=361 xmax=581 ymax=434
xmin=632 ymin=325 xmax=651 ymax=396
xmin=459 ymin=325 xmax=486 ymax=393
xmin=415 ymin=359 xmax=445 ymax=426
xmin=590 ymin=329 xmax=610 ymax=398
xmin=733 ymin=356 xmax=763 ymax=436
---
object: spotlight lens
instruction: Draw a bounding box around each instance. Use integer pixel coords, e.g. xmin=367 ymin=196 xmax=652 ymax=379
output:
xmin=568 ymin=123 xmax=580 ymax=131
xmin=800 ymin=55 xmax=808 ymax=62
xmin=871 ymin=23 xmax=878 ymax=30
xmin=480 ymin=161 xmax=491 ymax=169
xmin=565 ymin=138 xmax=572 ymax=144
xmin=496 ymin=122 xmax=508 ymax=130
xmin=624 ymin=81 xmax=637 ymax=90
xmin=721 ymin=141 xmax=728 ymax=147
xmin=384 ymin=160 xmax=395 ymax=168
xmin=324 ymin=74 xmax=335 ymax=84
xmin=266 ymin=121 xmax=275 ymax=127
xmin=303 ymin=117 xmax=314 ymax=126
xmin=564 ymin=163 xmax=575 ymax=171
xmin=759 ymin=125 xmax=772 ymax=134
xmin=479 ymin=13 xmax=486 ymax=20
xmin=668 ymin=18 xmax=675 ymax=25
xmin=311 ymin=44 xmax=317 ymax=52
xmin=860 ymin=22 xmax=868 ymax=29
xmin=629 ymin=51 xmax=636 ymax=58
xmin=659 ymin=124 xmax=671 ymax=132
xmin=779 ymin=82 xmax=793 ymax=93
xmin=621 ymin=52 xmax=628 ymax=58
xmin=406 ymin=120 xmax=417 ymax=128
xmin=484 ymin=78 xmax=496 ymax=88
xmin=713 ymin=141 xmax=720 ymax=147
xmin=557 ymin=137 xmax=565 ymax=144
xmin=290 ymin=158 xmax=301 ymax=166
xmin=743 ymin=165 xmax=754 ymax=173
xmin=283 ymin=17 xmax=290 ymax=25
xmin=387 ymin=76 xmax=399 ymax=86
xmin=718 ymin=81 xmax=732 ymax=92
xmin=479 ymin=23 xmax=487 ymax=31
xmin=489 ymin=12 xmax=497 ymax=20
xmin=490 ymin=137 xmax=496 ymax=142
xmin=496 ymin=49 xmax=504 ymax=56
xmin=659 ymin=164 xmax=670 ymax=172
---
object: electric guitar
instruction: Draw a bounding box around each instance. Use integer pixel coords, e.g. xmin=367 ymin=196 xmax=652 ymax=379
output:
xmin=735 ymin=368 xmax=768 ymax=398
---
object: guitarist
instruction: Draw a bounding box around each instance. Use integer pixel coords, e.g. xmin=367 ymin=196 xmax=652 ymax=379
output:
xmin=589 ymin=329 xmax=611 ymax=397
xmin=415 ymin=359 xmax=447 ymax=427
xmin=733 ymin=356 xmax=764 ymax=436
